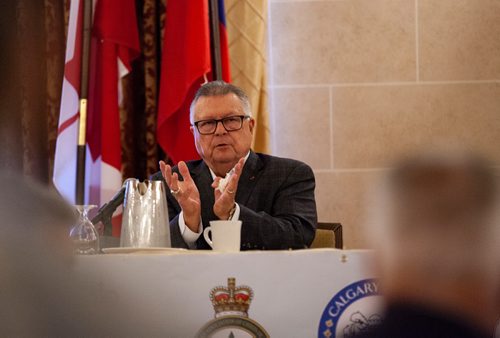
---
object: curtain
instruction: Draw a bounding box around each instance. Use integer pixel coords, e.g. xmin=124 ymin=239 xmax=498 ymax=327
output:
xmin=225 ymin=0 xmax=270 ymax=153
xmin=121 ymin=0 xmax=167 ymax=180
xmin=0 ymin=0 xmax=65 ymax=183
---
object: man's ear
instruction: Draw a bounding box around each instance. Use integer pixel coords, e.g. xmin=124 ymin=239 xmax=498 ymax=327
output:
xmin=190 ymin=125 xmax=195 ymax=135
xmin=248 ymin=118 xmax=255 ymax=134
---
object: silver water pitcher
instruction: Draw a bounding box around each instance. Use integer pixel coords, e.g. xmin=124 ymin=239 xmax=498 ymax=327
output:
xmin=120 ymin=178 xmax=171 ymax=248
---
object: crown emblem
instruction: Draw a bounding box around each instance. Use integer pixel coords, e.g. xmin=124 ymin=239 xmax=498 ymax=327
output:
xmin=209 ymin=277 xmax=253 ymax=318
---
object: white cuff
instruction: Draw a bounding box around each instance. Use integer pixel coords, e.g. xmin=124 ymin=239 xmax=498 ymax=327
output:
xmin=229 ymin=203 xmax=240 ymax=221
xmin=178 ymin=211 xmax=203 ymax=249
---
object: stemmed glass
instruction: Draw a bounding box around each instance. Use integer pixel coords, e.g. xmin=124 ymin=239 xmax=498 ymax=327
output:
xmin=69 ymin=205 xmax=100 ymax=255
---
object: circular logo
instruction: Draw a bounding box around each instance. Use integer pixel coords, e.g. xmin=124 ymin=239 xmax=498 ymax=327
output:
xmin=318 ymin=279 xmax=382 ymax=338
xmin=197 ymin=315 xmax=269 ymax=338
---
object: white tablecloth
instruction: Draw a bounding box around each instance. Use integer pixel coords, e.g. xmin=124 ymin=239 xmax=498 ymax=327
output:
xmin=75 ymin=249 xmax=380 ymax=337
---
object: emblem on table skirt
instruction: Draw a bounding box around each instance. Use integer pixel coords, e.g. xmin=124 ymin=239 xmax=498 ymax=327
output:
xmin=196 ymin=277 xmax=269 ymax=338
xmin=318 ymin=278 xmax=383 ymax=338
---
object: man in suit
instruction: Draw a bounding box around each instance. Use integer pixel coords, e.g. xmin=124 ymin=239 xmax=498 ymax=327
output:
xmin=156 ymin=81 xmax=317 ymax=250
xmin=355 ymin=150 xmax=500 ymax=338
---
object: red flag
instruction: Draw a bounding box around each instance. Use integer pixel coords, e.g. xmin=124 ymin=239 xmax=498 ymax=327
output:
xmin=157 ymin=0 xmax=232 ymax=164
xmin=54 ymin=0 xmax=139 ymax=236
xmin=53 ymin=0 xmax=84 ymax=204
xmin=157 ymin=0 xmax=211 ymax=163
xmin=87 ymin=0 xmax=140 ymax=236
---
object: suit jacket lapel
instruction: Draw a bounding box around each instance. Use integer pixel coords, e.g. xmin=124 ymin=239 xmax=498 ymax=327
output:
xmin=236 ymin=151 xmax=263 ymax=205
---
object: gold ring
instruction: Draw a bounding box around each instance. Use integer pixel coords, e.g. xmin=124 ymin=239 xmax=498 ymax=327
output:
xmin=226 ymin=189 xmax=235 ymax=194
xmin=170 ymin=187 xmax=181 ymax=195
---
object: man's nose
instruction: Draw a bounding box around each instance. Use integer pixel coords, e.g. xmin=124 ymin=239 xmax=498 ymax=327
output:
xmin=214 ymin=120 xmax=227 ymax=135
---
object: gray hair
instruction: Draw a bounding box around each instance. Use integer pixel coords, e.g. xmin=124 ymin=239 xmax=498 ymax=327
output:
xmin=189 ymin=81 xmax=252 ymax=123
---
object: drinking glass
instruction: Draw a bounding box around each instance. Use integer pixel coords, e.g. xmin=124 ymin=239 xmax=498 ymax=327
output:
xmin=69 ymin=205 xmax=100 ymax=255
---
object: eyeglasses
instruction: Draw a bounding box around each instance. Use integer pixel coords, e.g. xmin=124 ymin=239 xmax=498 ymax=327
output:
xmin=193 ymin=115 xmax=250 ymax=135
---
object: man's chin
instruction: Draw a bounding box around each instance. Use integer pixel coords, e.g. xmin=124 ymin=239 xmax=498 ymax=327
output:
xmin=212 ymin=156 xmax=236 ymax=164
xmin=211 ymin=152 xmax=237 ymax=165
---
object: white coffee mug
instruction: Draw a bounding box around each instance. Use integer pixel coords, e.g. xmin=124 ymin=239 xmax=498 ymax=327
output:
xmin=203 ymin=220 xmax=242 ymax=252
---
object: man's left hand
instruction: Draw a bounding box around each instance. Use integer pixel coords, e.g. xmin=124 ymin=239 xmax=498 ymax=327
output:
xmin=211 ymin=158 xmax=245 ymax=219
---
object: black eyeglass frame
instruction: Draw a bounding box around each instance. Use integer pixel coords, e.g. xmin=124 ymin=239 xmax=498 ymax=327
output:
xmin=192 ymin=115 xmax=251 ymax=135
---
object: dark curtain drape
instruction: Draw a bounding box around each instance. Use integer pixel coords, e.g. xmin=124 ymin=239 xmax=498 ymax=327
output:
xmin=121 ymin=0 xmax=168 ymax=180
xmin=0 ymin=0 xmax=168 ymax=187
xmin=0 ymin=0 xmax=60 ymax=183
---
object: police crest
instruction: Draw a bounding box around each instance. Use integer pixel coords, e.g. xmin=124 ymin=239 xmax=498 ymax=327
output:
xmin=197 ymin=277 xmax=269 ymax=338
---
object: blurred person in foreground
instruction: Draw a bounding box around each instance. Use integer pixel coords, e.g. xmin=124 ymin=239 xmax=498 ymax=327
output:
xmin=0 ymin=171 xmax=78 ymax=336
xmin=0 ymin=172 xmax=165 ymax=337
xmin=357 ymin=151 xmax=500 ymax=338
xmin=156 ymin=81 xmax=317 ymax=250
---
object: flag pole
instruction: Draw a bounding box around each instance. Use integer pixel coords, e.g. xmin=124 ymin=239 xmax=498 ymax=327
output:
xmin=76 ymin=0 xmax=93 ymax=204
xmin=208 ymin=0 xmax=223 ymax=80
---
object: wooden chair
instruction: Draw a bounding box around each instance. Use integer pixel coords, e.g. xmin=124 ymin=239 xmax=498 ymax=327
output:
xmin=310 ymin=222 xmax=343 ymax=249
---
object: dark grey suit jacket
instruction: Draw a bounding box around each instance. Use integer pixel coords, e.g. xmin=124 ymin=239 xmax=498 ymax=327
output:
xmin=152 ymin=151 xmax=317 ymax=250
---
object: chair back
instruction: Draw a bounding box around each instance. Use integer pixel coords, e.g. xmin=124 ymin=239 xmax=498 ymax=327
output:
xmin=310 ymin=222 xmax=343 ymax=249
